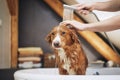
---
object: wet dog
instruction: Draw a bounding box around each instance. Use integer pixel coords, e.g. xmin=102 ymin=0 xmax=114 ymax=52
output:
xmin=46 ymin=24 xmax=88 ymax=75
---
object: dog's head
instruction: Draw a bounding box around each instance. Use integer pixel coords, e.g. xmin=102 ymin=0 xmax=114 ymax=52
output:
xmin=46 ymin=24 xmax=79 ymax=49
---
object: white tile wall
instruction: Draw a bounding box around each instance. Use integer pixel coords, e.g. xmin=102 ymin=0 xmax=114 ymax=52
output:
xmin=0 ymin=0 xmax=11 ymax=68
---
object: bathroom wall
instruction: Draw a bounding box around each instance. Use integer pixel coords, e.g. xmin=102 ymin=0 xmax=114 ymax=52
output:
xmin=19 ymin=0 xmax=105 ymax=63
xmin=19 ymin=0 xmax=61 ymax=53
xmin=76 ymin=0 xmax=109 ymax=3
xmin=0 ymin=0 xmax=11 ymax=68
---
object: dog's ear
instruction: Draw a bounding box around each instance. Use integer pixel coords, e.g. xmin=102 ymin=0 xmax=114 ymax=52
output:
xmin=65 ymin=24 xmax=79 ymax=43
xmin=45 ymin=33 xmax=52 ymax=44
xmin=70 ymin=30 xmax=79 ymax=43
xmin=45 ymin=26 xmax=57 ymax=44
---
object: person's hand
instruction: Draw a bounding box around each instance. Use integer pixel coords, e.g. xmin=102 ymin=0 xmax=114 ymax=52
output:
xmin=60 ymin=20 xmax=86 ymax=30
xmin=73 ymin=3 xmax=94 ymax=15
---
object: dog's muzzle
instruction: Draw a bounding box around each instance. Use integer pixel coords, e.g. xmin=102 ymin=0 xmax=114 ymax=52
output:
xmin=53 ymin=41 xmax=60 ymax=48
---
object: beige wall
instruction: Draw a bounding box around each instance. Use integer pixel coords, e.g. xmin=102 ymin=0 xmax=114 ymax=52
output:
xmin=0 ymin=0 xmax=11 ymax=68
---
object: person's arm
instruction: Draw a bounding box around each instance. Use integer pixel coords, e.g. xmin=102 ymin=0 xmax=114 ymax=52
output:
xmin=93 ymin=0 xmax=120 ymax=12
xmin=85 ymin=14 xmax=120 ymax=32
xmin=75 ymin=0 xmax=120 ymax=14
xmin=61 ymin=14 xmax=120 ymax=32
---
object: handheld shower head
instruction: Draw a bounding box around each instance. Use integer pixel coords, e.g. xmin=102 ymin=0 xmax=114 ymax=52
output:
xmin=63 ymin=4 xmax=76 ymax=10
xmin=63 ymin=4 xmax=76 ymax=21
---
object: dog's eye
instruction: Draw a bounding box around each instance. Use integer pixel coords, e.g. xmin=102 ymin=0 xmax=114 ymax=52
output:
xmin=52 ymin=33 xmax=55 ymax=35
xmin=62 ymin=32 xmax=66 ymax=35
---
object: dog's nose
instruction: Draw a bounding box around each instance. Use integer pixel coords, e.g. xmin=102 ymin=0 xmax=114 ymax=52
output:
xmin=54 ymin=41 xmax=60 ymax=47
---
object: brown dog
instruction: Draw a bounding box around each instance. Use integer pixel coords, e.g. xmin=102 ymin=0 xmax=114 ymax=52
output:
xmin=46 ymin=24 xmax=88 ymax=75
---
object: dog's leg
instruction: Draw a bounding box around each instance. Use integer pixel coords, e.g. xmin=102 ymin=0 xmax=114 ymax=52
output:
xmin=59 ymin=68 xmax=68 ymax=75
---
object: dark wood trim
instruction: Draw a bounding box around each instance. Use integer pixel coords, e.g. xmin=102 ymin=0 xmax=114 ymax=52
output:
xmin=6 ymin=0 xmax=17 ymax=16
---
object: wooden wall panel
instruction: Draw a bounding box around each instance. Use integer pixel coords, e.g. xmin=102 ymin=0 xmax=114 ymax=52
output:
xmin=11 ymin=15 xmax=18 ymax=68
xmin=7 ymin=0 xmax=18 ymax=68
xmin=7 ymin=0 xmax=17 ymax=16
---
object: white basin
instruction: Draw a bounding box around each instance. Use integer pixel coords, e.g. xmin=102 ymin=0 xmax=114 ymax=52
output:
xmin=14 ymin=68 xmax=120 ymax=80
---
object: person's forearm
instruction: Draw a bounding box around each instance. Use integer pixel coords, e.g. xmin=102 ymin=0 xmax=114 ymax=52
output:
xmin=84 ymin=15 xmax=120 ymax=32
xmin=93 ymin=0 xmax=120 ymax=12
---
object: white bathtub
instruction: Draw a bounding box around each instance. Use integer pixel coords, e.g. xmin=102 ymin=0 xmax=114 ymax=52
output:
xmin=14 ymin=68 xmax=120 ymax=80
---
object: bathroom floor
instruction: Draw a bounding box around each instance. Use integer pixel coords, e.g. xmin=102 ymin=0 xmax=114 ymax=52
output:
xmin=0 ymin=69 xmax=18 ymax=80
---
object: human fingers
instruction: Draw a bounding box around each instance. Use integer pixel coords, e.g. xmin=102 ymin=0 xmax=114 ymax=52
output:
xmin=60 ymin=20 xmax=72 ymax=26
xmin=83 ymin=10 xmax=90 ymax=15
xmin=71 ymin=4 xmax=82 ymax=7
xmin=60 ymin=20 xmax=75 ymax=28
xmin=75 ymin=3 xmax=94 ymax=12
xmin=71 ymin=4 xmax=86 ymax=11
xmin=79 ymin=10 xmax=90 ymax=15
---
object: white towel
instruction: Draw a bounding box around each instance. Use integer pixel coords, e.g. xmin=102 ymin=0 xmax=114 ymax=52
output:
xmin=18 ymin=62 xmax=42 ymax=68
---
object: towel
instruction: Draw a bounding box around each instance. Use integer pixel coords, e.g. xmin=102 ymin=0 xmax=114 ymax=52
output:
xmin=18 ymin=62 xmax=42 ymax=68
xmin=19 ymin=54 xmax=41 ymax=57
xmin=18 ymin=57 xmax=41 ymax=62
xmin=18 ymin=47 xmax=43 ymax=55
xmin=19 ymin=60 xmax=40 ymax=64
